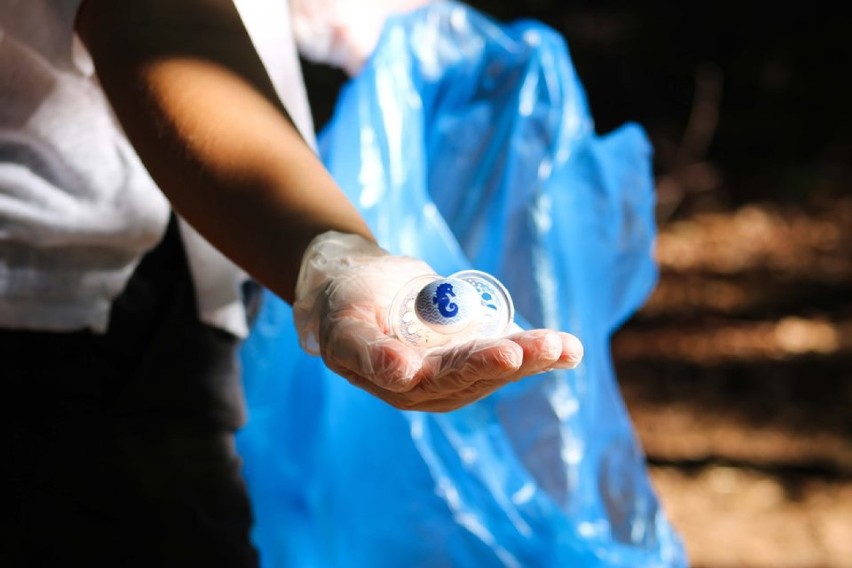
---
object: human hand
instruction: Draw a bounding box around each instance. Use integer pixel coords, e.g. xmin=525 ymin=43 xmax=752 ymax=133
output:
xmin=290 ymin=0 xmax=432 ymax=76
xmin=293 ymin=231 xmax=584 ymax=412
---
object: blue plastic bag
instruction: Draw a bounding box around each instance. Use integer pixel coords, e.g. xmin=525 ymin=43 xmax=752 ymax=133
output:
xmin=237 ymin=3 xmax=688 ymax=567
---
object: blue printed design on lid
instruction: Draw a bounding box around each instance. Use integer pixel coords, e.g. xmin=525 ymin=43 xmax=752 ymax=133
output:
xmin=432 ymin=282 xmax=459 ymax=318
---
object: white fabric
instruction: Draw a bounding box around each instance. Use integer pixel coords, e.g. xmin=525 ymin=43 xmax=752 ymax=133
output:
xmin=235 ymin=0 xmax=316 ymax=147
xmin=0 ymin=0 xmax=170 ymax=333
xmin=0 ymin=0 xmax=315 ymax=338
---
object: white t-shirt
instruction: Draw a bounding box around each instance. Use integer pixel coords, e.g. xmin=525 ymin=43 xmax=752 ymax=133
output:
xmin=0 ymin=0 xmax=316 ymax=337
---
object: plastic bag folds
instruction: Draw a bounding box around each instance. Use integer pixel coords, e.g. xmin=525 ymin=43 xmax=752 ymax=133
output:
xmin=238 ymin=2 xmax=688 ymax=567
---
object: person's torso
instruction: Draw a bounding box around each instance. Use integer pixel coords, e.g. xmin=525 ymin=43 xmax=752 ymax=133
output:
xmin=0 ymin=0 xmax=315 ymax=335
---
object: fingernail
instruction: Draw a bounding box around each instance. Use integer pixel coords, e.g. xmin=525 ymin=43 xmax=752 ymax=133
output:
xmin=565 ymin=334 xmax=583 ymax=360
xmin=500 ymin=341 xmax=524 ymax=370
xmin=554 ymin=334 xmax=584 ymax=369
xmin=543 ymin=333 xmax=562 ymax=358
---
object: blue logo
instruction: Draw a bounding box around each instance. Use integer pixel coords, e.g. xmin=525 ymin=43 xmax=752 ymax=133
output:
xmin=432 ymin=283 xmax=459 ymax=318
xmin=481 ymin=291 xmax=498 ymax=311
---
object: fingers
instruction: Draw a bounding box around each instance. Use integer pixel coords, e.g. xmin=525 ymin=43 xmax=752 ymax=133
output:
xmin=405 ymin=331 xmax=582 ymax=411
xmin=428 ymin=338 xmax=524 ymax=379
xmin=415 ymin=338 xmax=524 ymax=393
xmin=503 ymin=330 xmax=567 ymax=378
xmin=556 ymin=332 xmax=584 ymax=368
xmin=505 ymin=329 xmax=584 ymax=373
xmin=321 ymin=315 xmax=585 ymax=413
xmin=324 ymin=325 xmax=527 ymax=410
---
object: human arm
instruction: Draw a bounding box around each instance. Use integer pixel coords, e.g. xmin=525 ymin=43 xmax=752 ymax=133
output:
xmin=76 ymin=0 xmax=372 ymax=304
xmin=75 ymin=0 xmax=583 ymax=412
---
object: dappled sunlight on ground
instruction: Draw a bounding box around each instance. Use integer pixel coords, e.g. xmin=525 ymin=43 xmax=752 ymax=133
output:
xmin=612 ymin=198 xmax=852 ymax=567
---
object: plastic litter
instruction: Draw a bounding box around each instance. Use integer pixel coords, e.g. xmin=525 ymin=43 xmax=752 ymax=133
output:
xmin=388 ymin=269 xmax=515 ymax=347
xmin=237 ymin=2 xmax=688 ymax=566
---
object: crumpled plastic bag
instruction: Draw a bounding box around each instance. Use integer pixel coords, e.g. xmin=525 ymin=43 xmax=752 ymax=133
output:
xmin=237 ymin=2 xmax=688 ymax=567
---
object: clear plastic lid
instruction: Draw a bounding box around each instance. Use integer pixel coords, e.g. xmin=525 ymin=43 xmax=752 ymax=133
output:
xmin=388 ymin=270 xmax=514 ymax=347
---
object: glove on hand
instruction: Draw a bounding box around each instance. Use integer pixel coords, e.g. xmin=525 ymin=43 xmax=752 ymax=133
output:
xmin=293 ymin=231 xmax=584 ymax=412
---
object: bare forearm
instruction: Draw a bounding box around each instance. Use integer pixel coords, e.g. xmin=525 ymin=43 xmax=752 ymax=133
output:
xmin=76 ymin=0 xmax=374 ymax=303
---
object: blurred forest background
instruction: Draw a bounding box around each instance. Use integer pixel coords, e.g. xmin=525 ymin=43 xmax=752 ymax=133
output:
xmin=299 ymin=3 xmax=851 ymax=566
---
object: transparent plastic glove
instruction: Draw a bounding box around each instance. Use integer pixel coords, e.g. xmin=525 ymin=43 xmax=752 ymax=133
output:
xmin=290 ymin=0 xmax=432 ymax=76
xmin=293 ymin=231 xmax=584 ymax=412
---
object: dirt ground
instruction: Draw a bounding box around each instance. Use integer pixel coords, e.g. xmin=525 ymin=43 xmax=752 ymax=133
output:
xmin=611 ymin=198 xmax=852 ymax=568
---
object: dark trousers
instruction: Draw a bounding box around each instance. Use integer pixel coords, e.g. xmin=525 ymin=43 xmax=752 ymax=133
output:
xmin=1 ymin=218 xmax=260 ymax=567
